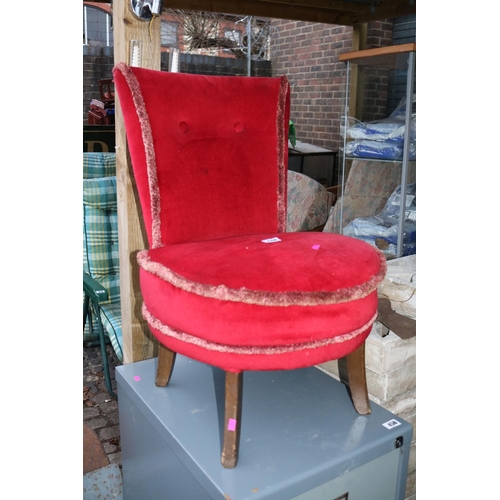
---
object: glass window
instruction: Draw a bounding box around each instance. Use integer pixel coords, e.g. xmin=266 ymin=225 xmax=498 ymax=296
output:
xmin=83 ymin=5 xmax=113 ymax=47
xmin=161 ymin=20 xmax=178 ymax=47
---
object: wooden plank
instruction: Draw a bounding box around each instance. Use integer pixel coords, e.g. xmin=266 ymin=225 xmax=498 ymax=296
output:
xmin=113 ymin=0 xmax=161 ymax=363
xmin=339 ymin=42 xmax=416 ymax=69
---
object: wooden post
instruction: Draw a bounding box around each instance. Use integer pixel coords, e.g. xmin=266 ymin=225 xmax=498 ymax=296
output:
xmin=350 ymin=23 xmax=367 ymax=121
xmin=113 ymin=0 xmax=161 ymax=363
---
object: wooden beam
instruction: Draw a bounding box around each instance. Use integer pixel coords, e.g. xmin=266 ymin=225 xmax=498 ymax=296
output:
xmin=339 ymin=42 xmax=416 ymax=69
xmin=166 ymin=1 xmax=416 ymax=25
xmin=162 ymin=0 xmax=356 ymax=25
xmin=256 ymin=0 xmax=368 ymax=14
xmin=257 ymin=0 xmax=416 ymax=16
xmin=352 ymin=1 xmax=416 ymax=24
xmin=113 ymin=0 xmax=161 ymax=363
xmin=90 ymin=1 xmax=415 ymax=26
xmin=348 ymin=23 xmax=366 ymax=121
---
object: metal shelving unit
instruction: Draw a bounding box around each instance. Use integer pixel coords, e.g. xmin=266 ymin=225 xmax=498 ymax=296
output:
xmin=339 ymin=43 xmax=416 ymax=258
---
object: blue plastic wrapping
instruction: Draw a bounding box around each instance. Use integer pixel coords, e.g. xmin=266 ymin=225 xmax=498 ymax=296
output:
xmin=343 ymin=183 xmax=416 ymax=256
xmin=345 ymin=140 xmax=416 ymax=160
xmin=341 ymin=95 xmax=416 ymax=160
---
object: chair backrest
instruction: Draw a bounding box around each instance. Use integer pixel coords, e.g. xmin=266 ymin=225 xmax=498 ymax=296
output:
xmin=113 ymin=64 xmax=290 ymax=248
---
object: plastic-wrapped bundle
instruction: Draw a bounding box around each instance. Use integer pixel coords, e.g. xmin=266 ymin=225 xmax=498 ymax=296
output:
xmin=343 ymin=183 xmax=416 ymax=256
xmin=340 ymin=95 xmax=416 ymax=159
xmin=345 ymin=116 xmax=416 ymax=144
xmin=345 ymin=139 xmax=416 ymax=160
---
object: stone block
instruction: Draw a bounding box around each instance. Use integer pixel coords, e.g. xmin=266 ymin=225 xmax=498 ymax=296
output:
xmin=367 ymin=357 xmax=416 ymax=403
xmin=366 ymin=325 xmax=416 ymax=375
xmin=405 ymin=469 xmax=416 ymax=499
xmin=408 ymin=441 xmax=416 ymax=475
xmin=378 ymin=254 xmax=416 ymax=319
xmin=319 ymin=342 xmax=415 ymax=404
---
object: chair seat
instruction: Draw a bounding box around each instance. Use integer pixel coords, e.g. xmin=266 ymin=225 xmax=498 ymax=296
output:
xmin=138 ymin=232 xmax=386 ymax=372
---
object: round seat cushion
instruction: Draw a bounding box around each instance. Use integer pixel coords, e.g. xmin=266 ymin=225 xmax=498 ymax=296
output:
xmin=138 ymin=232 xmax=386 ymax=372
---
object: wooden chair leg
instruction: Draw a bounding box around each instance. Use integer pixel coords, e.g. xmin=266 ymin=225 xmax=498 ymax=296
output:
xmin=155 ymin=343 xmax=177 ymax=387
xmin=221 ymin=371 xmax=243 ymax=468
xmin=345 ymin=342 xmax=371 ymax=415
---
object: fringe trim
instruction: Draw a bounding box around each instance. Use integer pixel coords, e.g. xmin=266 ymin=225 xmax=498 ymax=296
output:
xmin=137 ymin=247 xmax=387 ymax=307
xmin=114 ymin=63 xmax=163 ymax=249
xmin=143 ymin=303 xmax=376 ymax=355
xmin=277 ymin=76 xmax=288 ymax=232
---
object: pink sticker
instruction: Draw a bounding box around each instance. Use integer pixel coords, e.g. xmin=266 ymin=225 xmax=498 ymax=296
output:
xmin=312 ymin=244 xmax=320 ymax=250
xmin=133 ymin=376 xmax=141 ymax=381
xmin=227 ymin=418 xmax=237 ymax=431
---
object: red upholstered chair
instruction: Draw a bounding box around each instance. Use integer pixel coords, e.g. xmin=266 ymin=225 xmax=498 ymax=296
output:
xmin=113 ymin=64 xmax=387 ymax=468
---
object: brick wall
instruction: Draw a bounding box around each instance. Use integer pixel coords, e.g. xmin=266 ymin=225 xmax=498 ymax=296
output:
xmin=361 ymin=20 xmax=395 ymax=122
xmin=270 ymin=19 xmax=395 ymax=152
xmin=366 ymin=20 xmax=394 ymax=48
xmin=270 ymin=20 xmax=352 ymax=154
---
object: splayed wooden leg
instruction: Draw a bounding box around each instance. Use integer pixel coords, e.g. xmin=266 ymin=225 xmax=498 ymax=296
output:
xmin=346 ymin=342 xmax=371 ymax=415
xmin=155 ymin=343 xmax=177 ymax=387
xmin=221 ymin=371 xmax=243 ymax=468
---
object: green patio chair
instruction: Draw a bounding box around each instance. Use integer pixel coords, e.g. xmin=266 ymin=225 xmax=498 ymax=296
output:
xmin=83 ymin=152 xmax=123 ymax=398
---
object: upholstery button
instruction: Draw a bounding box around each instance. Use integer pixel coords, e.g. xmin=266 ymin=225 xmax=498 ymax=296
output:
xmin=179 ymin=121 xmax=189 ymax=133
xmin=234 ymin=122 xmax=243 ymax=133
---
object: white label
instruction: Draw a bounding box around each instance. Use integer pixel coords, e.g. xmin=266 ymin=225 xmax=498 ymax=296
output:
xmin=405 ymin=209 xmax=416 ymax=221
xmin=382 ymin=419 xmax=402 ymax=430
xmin=261 ymin=237 xmax=282 ymax=243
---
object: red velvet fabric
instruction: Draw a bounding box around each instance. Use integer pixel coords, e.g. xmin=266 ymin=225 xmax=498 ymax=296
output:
xmin=138 ymin=232 xmax=385 ymax=371
xmin=113 ymin=64 xmax=289 ymax=248
xmin=145 ymin=318 xmax=373 ymax=372
xmin=113 ymin=64 xmax=387 ymax=374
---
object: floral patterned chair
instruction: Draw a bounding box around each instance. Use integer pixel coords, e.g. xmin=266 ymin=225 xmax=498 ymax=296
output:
xmin=286 ymin=170 xmax=334 ymax=232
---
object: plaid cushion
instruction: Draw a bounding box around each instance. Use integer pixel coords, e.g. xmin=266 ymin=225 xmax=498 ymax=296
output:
xmin=83 ymin=188 xmax=119 ymax=277
xmin=83 ymin=152 xmax=122 ymax=360
xmin=83 ymin=152 xmax=116 ymax=179
xmin=83 ymin=176 xmax=118 ymax=209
